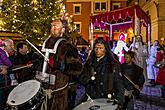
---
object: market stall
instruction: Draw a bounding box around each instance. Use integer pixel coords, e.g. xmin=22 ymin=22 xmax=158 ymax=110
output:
xmin=90 ymin=5 xmax=151 ymax=42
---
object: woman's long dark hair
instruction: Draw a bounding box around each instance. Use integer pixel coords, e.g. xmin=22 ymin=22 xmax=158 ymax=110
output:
xmin=89 ymin=38 xmax=119 ymax=64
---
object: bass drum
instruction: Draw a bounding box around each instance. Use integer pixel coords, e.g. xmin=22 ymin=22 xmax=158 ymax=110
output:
xmin=7 ymin=80 xmax=44 ymax=110
xmin=73 ymin=98 xmax=117 ymax=110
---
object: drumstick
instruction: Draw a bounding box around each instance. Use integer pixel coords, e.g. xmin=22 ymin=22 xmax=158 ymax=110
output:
xmin=12 ymin=64 xmax=33 ymax=71
xmin=123 ymin=74 xmax=141 ymax=91
xmin=86 ymin=93 xmax=94 ymax=102
xmin=26 ymin=39 xmax=48 ymax=61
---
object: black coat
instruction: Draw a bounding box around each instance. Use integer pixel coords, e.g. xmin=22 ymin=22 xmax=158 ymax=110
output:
xmin=79 ymin=55 xmax=124 ymax=105
xmin=121 ymin=63 xmax=144 ymax=96
xmin=12 ymin=53 xmax=34 ymax=83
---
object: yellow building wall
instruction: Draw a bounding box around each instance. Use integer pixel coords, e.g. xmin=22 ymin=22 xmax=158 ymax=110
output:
xmin=66 ymin=0 xmax=127 ymax=43
xmin=130 ymin=0 xmax=165 ymax=44
xmin=65 ymin=2 xmax=91 ymax=41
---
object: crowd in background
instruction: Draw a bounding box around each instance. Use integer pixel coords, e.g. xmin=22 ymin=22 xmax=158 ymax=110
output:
xmin=0 ymin=20 xmax=165 ymax=110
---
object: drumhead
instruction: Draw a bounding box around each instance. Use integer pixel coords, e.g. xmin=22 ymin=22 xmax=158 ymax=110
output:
xmin=7 ymin=80 xmax=41 ymax=106
xmin=73 ymin=98 xmax=117 ymax=110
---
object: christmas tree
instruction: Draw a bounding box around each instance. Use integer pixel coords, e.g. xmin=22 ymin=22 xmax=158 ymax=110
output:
xmin=0 ymin=0 xmax=66 ymax=44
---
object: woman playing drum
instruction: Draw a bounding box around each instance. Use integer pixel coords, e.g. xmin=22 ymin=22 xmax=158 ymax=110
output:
xmin=78 ymin=38 xmax=124 ymax=110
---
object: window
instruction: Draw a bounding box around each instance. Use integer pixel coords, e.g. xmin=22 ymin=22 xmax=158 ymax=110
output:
xmin=73 ymin=4 xmax=81 ymax=15
xmin=95 ymin=2 xmax=100 ymax=11
xmin=94 ymin=2 xmax=106 ymax=11
xmin=146 ymin=10 xmax=151 ymax=18
xmin=74 ymin=22 xmax=81 ymax=33
xmin=146 ymin=11 xmax=149 ymax=15
xmin=112 ymin=3 xmax=120 ymax=10
xmin=113 ymin=5 xmax=119 ymax=10
xmin=101 ymin=2 xmax=106 ymax=10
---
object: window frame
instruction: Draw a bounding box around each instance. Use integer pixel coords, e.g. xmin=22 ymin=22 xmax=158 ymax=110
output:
xmin=112 ymin=3 xmax=121 ymax=10
xmin=94 ymin=1 xmax=107 ymax=12
xmin=73 ymin=4 xmax=81 ymax=15
xmin=74 ymin=22 xmax=81 ymax=33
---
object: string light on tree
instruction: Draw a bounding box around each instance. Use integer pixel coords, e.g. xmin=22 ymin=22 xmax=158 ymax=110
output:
xmin=1 ymin=0 xmax=67 ymax=45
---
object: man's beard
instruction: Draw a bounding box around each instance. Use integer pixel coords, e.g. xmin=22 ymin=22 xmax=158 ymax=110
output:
xmin=51 ymin=33 xmax=61 ymax=37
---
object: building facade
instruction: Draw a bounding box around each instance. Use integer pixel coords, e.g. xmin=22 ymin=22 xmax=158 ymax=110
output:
xmin=129 ymin=0 xmax=165 ymax=44
xmin=65 ymin=0 xmax=127 ymax=42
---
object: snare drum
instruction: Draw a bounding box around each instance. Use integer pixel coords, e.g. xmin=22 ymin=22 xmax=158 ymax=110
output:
xmin=73 ymin=98 xmax=117 ymax=110
xmin=7 ymin=80 xmax=44 ymax=110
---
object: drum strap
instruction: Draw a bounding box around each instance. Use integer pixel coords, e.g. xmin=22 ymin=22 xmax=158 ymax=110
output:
xmin=40 ymin=83 xmax=68 ymax=110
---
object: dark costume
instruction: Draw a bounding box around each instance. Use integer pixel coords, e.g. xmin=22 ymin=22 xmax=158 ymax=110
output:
xmin=42 ymin=37 xmax=82 ymax=110
xmin=121 ymin=63 xmax=144 ymax=110
xmin=78 ymin=39 xmax=124 ymax=107
xmin=0 ymin=48 xmax=13 ymax=110
xmin=12 ymin=52 xmax=34 ymax=83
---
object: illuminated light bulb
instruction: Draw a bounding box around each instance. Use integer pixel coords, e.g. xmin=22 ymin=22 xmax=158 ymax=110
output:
xmin=34 ymin=7 xmax=37 ymax=10
xmin=107 ymin=94 xmax=112 ymax=99
xmin=91 ymin=76 xmax=95 ymax=80
xmin=70 ymin=15 xmax=73 ymax=18
xmin=65 ymin=16 xmax=68 ymax=20
xmin=31 ymin=0 xmax=38 ymax=4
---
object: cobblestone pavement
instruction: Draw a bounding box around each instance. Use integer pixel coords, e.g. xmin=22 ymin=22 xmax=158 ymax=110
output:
xmin=134 ymin=84 xmax=165 ymax=110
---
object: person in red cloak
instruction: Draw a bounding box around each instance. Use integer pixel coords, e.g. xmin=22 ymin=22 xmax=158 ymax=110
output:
xmin=156 ymin=46 xmax=165 ymax=86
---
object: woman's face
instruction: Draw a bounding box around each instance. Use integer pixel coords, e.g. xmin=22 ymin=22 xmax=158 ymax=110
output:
xmin=94 ymin=43 xmax=106 ymax=58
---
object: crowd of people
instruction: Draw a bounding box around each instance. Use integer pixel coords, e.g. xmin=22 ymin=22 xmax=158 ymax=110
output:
xmin=0 ymin=18 xmax=164 ymax=110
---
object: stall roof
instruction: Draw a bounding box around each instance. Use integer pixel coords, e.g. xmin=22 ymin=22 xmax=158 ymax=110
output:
xmin=91 ymin=5 xmax=150 ymax=27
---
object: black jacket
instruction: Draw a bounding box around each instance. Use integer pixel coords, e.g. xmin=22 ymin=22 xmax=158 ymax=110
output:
xmin=79 ymin=55 xmax=124 ymax=105
xmin=121 ymin=63 xmax=144 ymax=97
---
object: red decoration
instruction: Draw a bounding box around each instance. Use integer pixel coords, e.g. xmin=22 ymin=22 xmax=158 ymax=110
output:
xmin=91 ymin=5 xmax=150 ymax=25
xmin=103 ymin=34 xmax=106 ymax=41
xmin=95 ymin=34 xmax=98 ymax=40
xmin=90 ymin=5 xmax=151 ymax=41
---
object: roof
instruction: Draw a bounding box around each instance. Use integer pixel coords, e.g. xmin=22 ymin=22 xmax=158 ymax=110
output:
xmin=0 ymin=31 xmax=23 ymax=41
xmin=91 ymin=5 xmax=150 ymax=28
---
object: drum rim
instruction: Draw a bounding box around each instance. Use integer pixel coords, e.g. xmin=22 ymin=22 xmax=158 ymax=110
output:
xmin=73 ymin=98 xmax=117 ymax=110
xmin=7 ymin=80 xmax=41 ymax=106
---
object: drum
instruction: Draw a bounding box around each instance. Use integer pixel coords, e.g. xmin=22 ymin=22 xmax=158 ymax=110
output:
xmin=73 ymin=98 xmax=117 ymax=110
xmin=7 ymin=80 xmax=44 ymax=110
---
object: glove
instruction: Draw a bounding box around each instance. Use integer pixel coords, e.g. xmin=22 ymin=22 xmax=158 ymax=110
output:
xmin=115 ymin=105 xmax=123 ymax=110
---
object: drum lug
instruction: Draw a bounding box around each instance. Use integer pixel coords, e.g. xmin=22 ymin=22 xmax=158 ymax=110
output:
xmin=11 ymin=106 xmax=18 ymax=110
xmin=29 ymin=99 xmax=33 ymax=106
xmin=31 ymin=105 xmax=37 ymax=110
xmin=7 ymin=80 xmax=43 ymax=110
